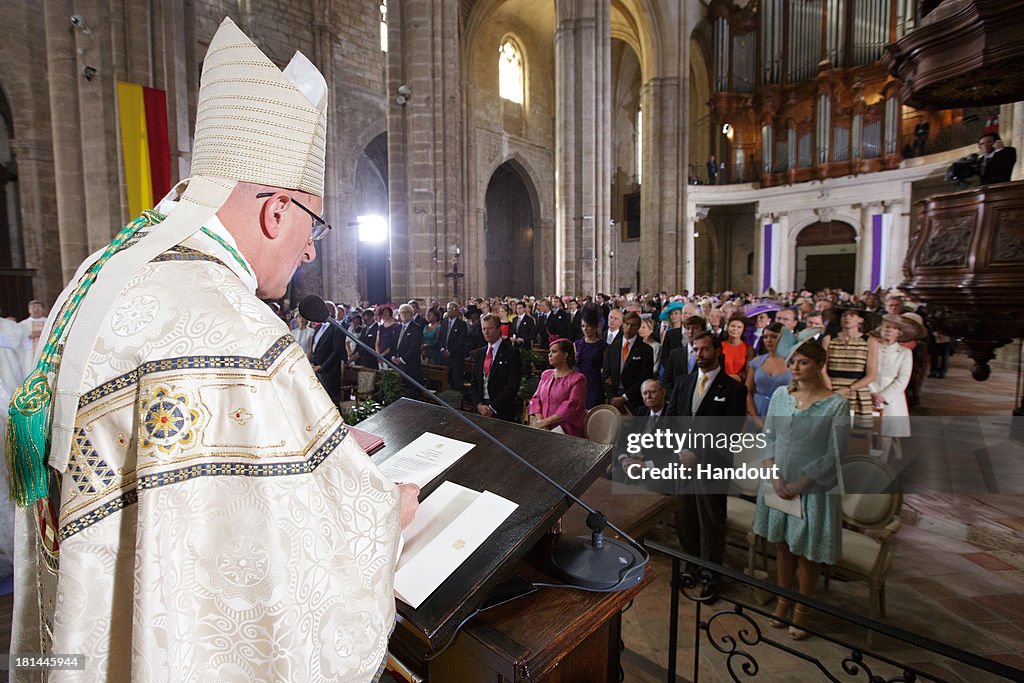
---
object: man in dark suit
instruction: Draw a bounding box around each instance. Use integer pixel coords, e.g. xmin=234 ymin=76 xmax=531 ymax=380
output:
xmin=667 ymin=331 xmax=747 ymax=595
xmin=534 ymin=299 xmax=551 ymax=348
xmin=546 ymin=295 xmax=571 ymax=342
xmin=661 ymin=315 xmax=707 ymax=389
xmin=511 ymin=300 xmax=536 ymax=346
xmin=465 ymin=305 xmax=485 ymax=356
xmin=473 ymin=313 xmax=523 ymax=421
xmin=617 ymin=379 xmax=673 ymax=491
xmin=439 ymin=301 xmax=468 ymax=390
xmin=392 ymin=303 xmax=424 ymax=396
xmin=310 ymin=304 xmax=347 ymax=404
xmin=407 ymin=299 xmax=428 ymax=329
xmin=567 ymin=298 xmax=583 ymax=342
xmin=603 ymin=311 xmax=654 ymax=413
xmin=978 ymin=133 xmax=1016 ymax=185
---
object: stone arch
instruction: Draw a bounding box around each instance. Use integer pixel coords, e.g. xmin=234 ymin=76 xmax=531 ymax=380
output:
xmin=689 ymin=37 xmax=712 ymax=175
xmin=792 ymin=220 xmax=858 ymax=291
xmin=483 ymin=154 xmax=542 ymax=222
xmin=484 ymin=160 xmax=538 ymax=296
xmin=612 ymin=0 xmax=668 ymax=82
xmin=354 ymin=131 xmax=388 ymax=216
xmin=354 ymin=131 xmax=390 ymax=304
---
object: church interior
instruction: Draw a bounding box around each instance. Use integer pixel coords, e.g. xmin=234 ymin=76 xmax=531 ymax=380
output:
xmin=2 ymin=0 xmax=1024 ymax=680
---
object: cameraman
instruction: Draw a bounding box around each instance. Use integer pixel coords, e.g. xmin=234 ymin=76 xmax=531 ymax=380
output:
xmin=978 ymin=133 xmax=1016 ymax=185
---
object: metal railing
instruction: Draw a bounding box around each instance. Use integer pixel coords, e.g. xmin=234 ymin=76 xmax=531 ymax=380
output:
xmin=646 ymin=540 xmax=1024 ymax=682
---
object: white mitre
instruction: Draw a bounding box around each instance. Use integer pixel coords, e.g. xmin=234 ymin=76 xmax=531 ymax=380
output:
xmin=45 ymin=18 xmax=330 ymax=473
xmin=191 ymin=17 xmax=328 ymax=197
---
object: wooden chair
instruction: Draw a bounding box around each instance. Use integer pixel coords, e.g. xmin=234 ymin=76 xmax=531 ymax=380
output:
xmin=726 ymin=447 xmax=765 ymax=579
xmin=827 ymin=456 xmax=903 ymax=618
xmin=583 ymin=404 xmax=623 ymax=445
xmin=352 ymin=367 xmax=377 ymax=401
xmin=422 ymin=363 xmax=449 ymax=393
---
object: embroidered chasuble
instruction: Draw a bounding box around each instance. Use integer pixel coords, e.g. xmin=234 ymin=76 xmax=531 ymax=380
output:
xmin=11 ymin=224 xmax=401 ymax=681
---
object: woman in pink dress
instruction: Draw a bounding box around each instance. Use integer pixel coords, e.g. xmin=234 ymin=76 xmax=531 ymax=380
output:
xmin=528 ymin=339 xmax=588 ymax=437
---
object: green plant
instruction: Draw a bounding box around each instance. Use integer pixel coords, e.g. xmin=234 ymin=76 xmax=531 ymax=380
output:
xmin=518 ymin=345 xmax=536 ymax=378
xmin=343 ymin=399 xmax=382 ymax=425
xmin=375 ymin=369 xmax=403 ymax=406
xmin=518 ymin=374 xmax=540 ymax=403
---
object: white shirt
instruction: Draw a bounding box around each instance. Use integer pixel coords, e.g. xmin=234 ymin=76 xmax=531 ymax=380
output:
xmin=691 ymin=365 xmax=721 ymax=413
xmin=311 ymin=323 xmax=329 ymax=353
xmin=482 ymin=338 xmax=502 ymax=400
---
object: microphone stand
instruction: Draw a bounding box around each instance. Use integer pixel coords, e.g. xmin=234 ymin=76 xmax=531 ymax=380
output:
xmin=300 ymin=296 xmax=649 ymax=593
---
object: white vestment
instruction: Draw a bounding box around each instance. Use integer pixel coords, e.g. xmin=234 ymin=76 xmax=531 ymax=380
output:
xmin=0 ymin=317 xmax=28 ymax=391
xmin=12 ymin=223 xmax=401 ymax=682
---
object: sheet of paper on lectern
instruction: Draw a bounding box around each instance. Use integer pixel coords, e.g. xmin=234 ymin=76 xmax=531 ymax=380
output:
xmin=377 ymin=432 xmax=476 ymax=488
xmin=394 ymin=481 xmax=518 ymax=609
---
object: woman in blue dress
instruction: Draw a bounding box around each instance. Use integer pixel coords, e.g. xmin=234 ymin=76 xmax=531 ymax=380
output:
xmin=753 ymin=339 xmax=849 ymax=640
xmin=745 ymin=322 xmax=791 ymax=427
xmin=574 ymin=304 xmax=606 ymax=410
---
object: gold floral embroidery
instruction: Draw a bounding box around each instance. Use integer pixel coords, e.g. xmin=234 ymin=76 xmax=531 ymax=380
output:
xmin=138 ymin=385 xmax=207 ymax=460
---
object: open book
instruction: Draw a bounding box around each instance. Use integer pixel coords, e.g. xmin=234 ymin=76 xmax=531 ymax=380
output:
xmin=394 ymin=481 xmax=518 ymax=608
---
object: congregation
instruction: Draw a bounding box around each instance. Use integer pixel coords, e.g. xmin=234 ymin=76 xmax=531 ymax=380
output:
xmin=271 ymin=285 xmax=941 ymax=639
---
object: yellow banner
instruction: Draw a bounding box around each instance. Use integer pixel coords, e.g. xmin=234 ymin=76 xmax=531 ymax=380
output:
xmin=117 ymin=82 xmax=153 ymax=218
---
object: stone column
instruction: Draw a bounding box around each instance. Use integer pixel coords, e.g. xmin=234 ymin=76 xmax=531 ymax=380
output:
xmin=883 ymin=199 xmax=906 ymax=288
xmin=755 ymin=214 xmax=768 ymax=294
xmin=75 ymin=0 xmax=126 ymax=245
xmin=387 ymin=0 xmax=463 ymax=302
xmin=855 ymin=202 xmax=880 ymax=292
xmin=683 ymin=213 xmax=697 ymax=293
xmin=774 ymin=212 xmax=791 ymax=292
xmin=44 ymin=0 xmax=90 ymax=285
xmin=306 ymin=1 xmax=341 ymax=303
xmin=3 ymin=0 xmax=63 ymax=304
xmin=638 ymin=77 xmax=682 ymax=293
xmin=555 ymin=0 xmax=611 ymax=295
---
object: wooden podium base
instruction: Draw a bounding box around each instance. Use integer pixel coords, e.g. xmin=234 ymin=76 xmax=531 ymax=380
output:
xmin=387 ymin=478 xmax=673 ymax=682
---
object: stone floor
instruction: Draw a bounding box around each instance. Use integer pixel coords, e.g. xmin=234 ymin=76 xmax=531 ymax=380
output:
xmin=1 ymin=352 xmax=1022 ymax=682
xmin=621 ymin=352 xmax=1024 ymax=682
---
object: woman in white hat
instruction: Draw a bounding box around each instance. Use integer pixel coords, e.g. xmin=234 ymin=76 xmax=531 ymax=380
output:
xmin=869 ymin=314 xmax=914 ymax=460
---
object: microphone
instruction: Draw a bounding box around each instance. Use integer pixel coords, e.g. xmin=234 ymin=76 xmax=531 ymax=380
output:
xmin=298 ymin=295 xmax=648 ymax=592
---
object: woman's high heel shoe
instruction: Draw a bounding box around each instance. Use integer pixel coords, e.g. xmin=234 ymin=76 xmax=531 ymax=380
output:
xmin=769 ymin=598 xmax=791 ymax=628
xmin=789 ymin=605 xmax=811 ymax=640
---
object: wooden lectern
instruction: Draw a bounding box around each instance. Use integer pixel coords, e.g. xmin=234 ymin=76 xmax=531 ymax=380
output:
xmin=358 ymin=399 xmax=668 ymax=682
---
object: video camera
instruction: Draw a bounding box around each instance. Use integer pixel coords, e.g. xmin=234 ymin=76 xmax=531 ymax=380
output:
xmin=945 ymin=153 xmax=979 ymax=189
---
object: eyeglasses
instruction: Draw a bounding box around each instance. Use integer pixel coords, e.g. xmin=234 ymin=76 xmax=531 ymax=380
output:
xmin=256 ymin=192 xmax=332 ymax=241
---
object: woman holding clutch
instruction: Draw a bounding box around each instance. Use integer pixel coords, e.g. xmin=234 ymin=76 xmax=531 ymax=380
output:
xmin=529 ymin=339 xmax=587 ymax=436
xmin=753 ymin=340 xmax=849 ymax=640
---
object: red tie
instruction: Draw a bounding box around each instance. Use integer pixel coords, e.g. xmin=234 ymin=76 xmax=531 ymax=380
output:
xmin=484 ymin=345 xmax=494 ymax=375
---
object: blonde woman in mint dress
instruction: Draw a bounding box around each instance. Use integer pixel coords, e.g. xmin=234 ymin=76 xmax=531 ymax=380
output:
xmin=753 ymin=340 xmax=849 ymax=640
